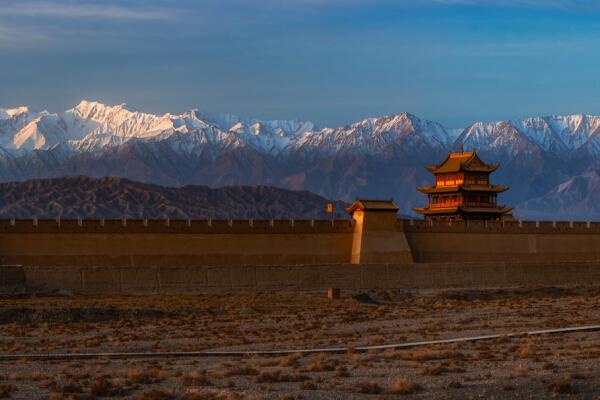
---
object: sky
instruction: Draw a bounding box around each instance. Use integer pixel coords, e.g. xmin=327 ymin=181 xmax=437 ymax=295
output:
xmin=2 ymin=0 xmax=600 ymax=128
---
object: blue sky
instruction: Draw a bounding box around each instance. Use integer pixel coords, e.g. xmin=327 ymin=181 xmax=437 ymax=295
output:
xmin=2 ymin=0 xmax=600 ymax=128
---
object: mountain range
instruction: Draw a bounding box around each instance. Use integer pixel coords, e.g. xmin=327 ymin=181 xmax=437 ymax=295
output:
xmin=2 ymin=100 xmax=600 ymax=219
xmin=0 ymin=176 xmax=349 ymax=219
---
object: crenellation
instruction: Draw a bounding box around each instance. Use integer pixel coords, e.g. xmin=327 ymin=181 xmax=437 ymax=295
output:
xmin=0 ymin=218 xmax=356 ymax=234
xmin=525 ymin=221 xmax=538 ymax=229
xmin=402 ymin=218 xmax=600 ymax=234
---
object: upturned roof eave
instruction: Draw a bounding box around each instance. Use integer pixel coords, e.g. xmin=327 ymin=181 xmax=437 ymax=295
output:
xmin=413 ymin=205 xmax=513 ymax=215
xmin=417 ymin=186 xmax=460 ymax=194
xmin=417 ymin=185 xmax=508 ymax=194
xmin=459 ymin=184 xmax=509 ymax=193
xmin=460 ymin=206 xmax=513 ymax=214
xmin=413 ymin=206 xmax=460 ymax=215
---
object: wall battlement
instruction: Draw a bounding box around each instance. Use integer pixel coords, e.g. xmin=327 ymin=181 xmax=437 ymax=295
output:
xmin=3 ymin=217 xmax=600 ymax=235
xmin=401 ymin=219 xmax=600 ymax=234
xmin=0 ymin=218 xmax=354 ymax=234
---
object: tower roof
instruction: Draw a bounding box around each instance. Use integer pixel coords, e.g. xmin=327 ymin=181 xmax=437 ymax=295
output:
xmin=426 ymin=150 xmax=499 ymax=174
xmin=413 ymin=205 xmax=513 ymax=216
xmin=346 ymin=198 xmax=399 ymax=214
xmin=416 ymin=184 xmax=509 ymax=194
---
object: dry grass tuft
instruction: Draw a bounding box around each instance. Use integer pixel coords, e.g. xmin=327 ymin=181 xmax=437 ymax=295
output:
xmin=0 ymin=384 xmax=17 ymax=398
xmin=548 ymin=380 xmax=576 ymax=396
xmin=30 ymin=371 xmax=45 ymax=381
xmin=422 ymin=364 xmax=448 ymax=376
xmin=334 ymin=366 xmax=350 ymax=378
xmin=135 ymin=388 xmax=173 ymax=400
xmin=306 ymin=353 xmax=335 ymax=372
xmin=223 ymin=365 xmax=259 ymax=377
xmin=181 ymin=370 xmax=212 ymax=387
xmin=356 ymin=381 xmax=382 ymax=394
xmin=300 ymin=381 xmax=317 ymax=390
xmin=126 ymin=368 xmax=163 ymax=384
xmin=255 ymin=368 xmax=310 ymax=383
xmin=448 ymin=380 xmax=463 ymax=389
xmin=384 ymin=378 xmax=420 ymax=395
xmin=90 ymin=376 xmax=126 ymax=397
xmin=183 ymin=390 xmax=241 ymax=400
xmin=513 ymin=363 xmax=528 ymax=377
xmin=278 ymin=352 xmax=302 ymax=367
xmin=516 ymin=342 xmax=536 ymax=358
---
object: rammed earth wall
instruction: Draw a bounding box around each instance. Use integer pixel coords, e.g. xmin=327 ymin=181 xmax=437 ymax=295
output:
xmin=402 ymin=219 xmax=600 ymax=263
xmin=2 ymin=215 xmax=600 ymax=294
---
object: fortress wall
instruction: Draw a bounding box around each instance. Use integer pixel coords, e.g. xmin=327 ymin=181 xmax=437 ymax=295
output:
xmin=14 ymin=261 xmax=600 ymax=294
xmin=2 ymin=216 xmax=600 ymax=294
xmin=0 ymin=219 xmax=355 ymax=267
xmin=3 ymin=217 xmax=600 ymax=268
xmin=401 ymin=219 xmax=600 ymax=263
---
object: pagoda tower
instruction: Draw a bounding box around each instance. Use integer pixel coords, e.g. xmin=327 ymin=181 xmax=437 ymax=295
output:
xmin=414 ymin=149 xmax=512 ymax=221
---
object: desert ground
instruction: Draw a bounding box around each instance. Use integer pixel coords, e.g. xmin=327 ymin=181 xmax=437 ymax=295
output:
xmin=0 ymin=286 xmax=599 ymax=399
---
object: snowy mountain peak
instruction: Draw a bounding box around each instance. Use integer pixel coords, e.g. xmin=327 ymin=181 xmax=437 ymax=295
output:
xmin=0 ymin=106 xmax=31 ymax=119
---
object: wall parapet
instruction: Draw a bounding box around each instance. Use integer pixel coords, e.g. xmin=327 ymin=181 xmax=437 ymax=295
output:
xmin=0 ymin=218 xmax=354 ymax=234
xmin=6 ymin=217 xmax=600 ymax=235
xmin=398 ymin=219 xmax=600 ymax=234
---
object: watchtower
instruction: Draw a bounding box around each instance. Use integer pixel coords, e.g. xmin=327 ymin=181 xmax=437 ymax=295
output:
xmin=414 ymin=149 xmax=512 ymax=221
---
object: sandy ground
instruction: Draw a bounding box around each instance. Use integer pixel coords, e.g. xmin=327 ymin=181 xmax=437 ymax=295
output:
xmin=0 ymin=286 xmax=599 ymax=399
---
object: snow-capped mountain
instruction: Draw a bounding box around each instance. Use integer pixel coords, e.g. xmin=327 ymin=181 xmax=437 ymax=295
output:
xmin=288 ymin=112 xmax=458 ymax=158
xmin=458 ymin=114 xmax=600 ymax=157
xmin=3 ymin=100 xmax=600 ymax=219
xmin=0 ymin=101 xmax=314 ymax=155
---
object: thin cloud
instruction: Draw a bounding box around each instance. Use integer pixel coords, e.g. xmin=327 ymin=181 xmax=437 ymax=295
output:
xmin=0 ymin=1 xmax=175 ymax=20
xmin=415 ymin=0 xmax=600 ymax=11
xmin=294 ymin=0 xmax=600 ymax=12
xmin=0 ymin=24 xmax=51 ymax=48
